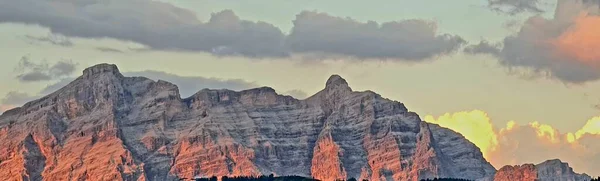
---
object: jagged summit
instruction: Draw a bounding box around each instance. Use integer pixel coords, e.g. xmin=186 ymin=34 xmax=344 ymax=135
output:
xmin=241 ymin=86 xmax=277 ymax=94
xmin=0 ymin=64 xmax=499 ymax=181
xmin=325 ymin=74 xmax=348 ymax=87
xmin=83 ymin=63 xmax=123 ymax=78
xmin=538 ymin=159 xmax=563 ymax=164
xmin=321 ymin=74 xmax=352 ymax=95
xmin=494 ymin=159 xmax=591 ymax=181
xmin=537 ymin=159 xmax=564 ymax=167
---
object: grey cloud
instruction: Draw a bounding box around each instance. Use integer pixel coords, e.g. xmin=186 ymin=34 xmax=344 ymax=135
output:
xmin=464 ymin=41 xmax=501 ymax=55
xmin=40 ymin=78 xmax=74 ymax=95
xmin=0 ymin=1 xmax=465 ymax=60
xmin=50 ymin=61 xmax=77 ymax=77
xmin=286 ymin=11 xmax=466 ymax=61
xmin=124 ymin=71 xmax=259 ymax=97
xmin=473 ymin=0 xmax=600 ymax=83
xmin=18 ymin=72 xmax=53 ymax=82
xmin=1 ymin=78 xmax=83 ymax=113
xmin=15 ymin=56 xmax=78 ymax=82
xmin=503 ymin=19 xmax=521 ymax=29
xmin=24 ymin=34 xmax=73 ymax=47
xmin=0 ymin=91 xmax=38 ymax=106
xmin=96 ymin=47 xmax=125 ymax=53
xmin=488 ymin=0 xmax=545 ymax=15
xmin=282 ymin=89 xmax=309 ymax=99
xmin=0 ymin=0 xmax=287 ymax=58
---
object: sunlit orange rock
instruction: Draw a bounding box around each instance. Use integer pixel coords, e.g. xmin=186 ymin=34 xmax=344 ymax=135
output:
xmin=0 ymin=64 xmax=497 ymax=181
xmin=311 ymin=134 xmax=347 ymax=181
xmin=494 ymin=164 xmax=537 ymax=181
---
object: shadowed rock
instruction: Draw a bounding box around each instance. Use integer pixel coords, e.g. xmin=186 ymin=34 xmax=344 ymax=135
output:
xmin=0 ymin=64 xmax=497 ymax=181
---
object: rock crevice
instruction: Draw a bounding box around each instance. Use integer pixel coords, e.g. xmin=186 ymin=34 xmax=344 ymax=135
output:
xmin=0 ymin=64 xmax=503 ymax=181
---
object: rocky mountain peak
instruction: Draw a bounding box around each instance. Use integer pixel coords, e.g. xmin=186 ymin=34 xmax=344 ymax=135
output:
xmin=241 ymin=86 xmax=277 ymax=94
xmin=326 ymin=75 xmax=348 ymax=87
xmin=325 ymin=75 xmax=352 ymax=91
xmin=323 ymin=74 xmax=352 ymax=94
xmin=537 ymin=159 xmax=591 ymax=181
xmin=537 ymin=159 xmax=565 ymax=166
xmin=494 ymin=159 xmax=591 ymax=181
xmin=82 ymin=63 xmax=123 ymax=79
xmin=0 ymin=64 xmax=555 ymax=181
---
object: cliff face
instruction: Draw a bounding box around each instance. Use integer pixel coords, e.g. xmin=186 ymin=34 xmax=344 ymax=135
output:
xmin=536 ymin=159 xmax=591 ymax=181
xmin=494 ymin=160 xmax=591 ymax=181
xmin=494 ymin=164 xmax=538 ymax=181
xmin=0 ymin=64 xmax=496 ymax=181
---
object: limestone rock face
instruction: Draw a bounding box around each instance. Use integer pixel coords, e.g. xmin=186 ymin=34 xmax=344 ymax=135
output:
xmin=0 ymin=64 xmax=496 ymax=181
xmin=536 ymin=159 xmax=591 ymax=181
xmin=494 ymin=160 xmax=591 ymax=181
xmin=494 ymin=164 xmax=538 ymax=181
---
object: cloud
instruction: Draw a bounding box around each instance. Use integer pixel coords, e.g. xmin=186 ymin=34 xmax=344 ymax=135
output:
xmin=286 ymin=11 xmax=466 ymax=61
xmin=425 ymin=110 xmax=600 ymax=176
xmin=281 ymin=89 xmax=309 ymax=99
xmin=571 ymin=116 xmax=600 ymax=140
xmin=18 ymin=71 xmax=53 ymax=82
xmin=95 ymin=47 xmax=125 ymax=53
xmin=0 ymin=105 xmax=16 ymax=114
xmin=424 ymin=110 xmax=499 ymax=158
xmin=489 ymin=121 xmax=600 ymax=176
xmin=50 ymin=61 xmax=78 ymax=77
xmin=470 ymin=0 xmax=600 ymax=83
xmin=124 ymin=71 xmax=259 ymax=97
xmin=24 ymin=34 xmax=73 ymax=47
xmin=0 ymin=0 xmax=287 ymax=58
xmin=15 ymin=56 xmax=78 ymax=82
xmin=503 ymin=19 xmax=522 ymax=29
xmin=0 ymin=91 xmax=37 ymax=105
xmin=551 ymin=14 xmax=600 ymax=65
xmin=0 ymin=91 xmax=39 ymax=113
xmin=0 ymin=1 xmax=465 ymax=60
xmin=40 ymin=78 xmax=74 ymax=95
xmin=464 ymin=41 xmax=501 ymax=55
xmin=487 ymin=0 xmax=545 ymax=15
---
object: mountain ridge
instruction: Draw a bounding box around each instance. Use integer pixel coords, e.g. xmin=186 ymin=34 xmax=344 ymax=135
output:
xmin=494 ymin=159 xmax=591 ymax=181
xmin=0 ymin=64 xmax=590 ymax=181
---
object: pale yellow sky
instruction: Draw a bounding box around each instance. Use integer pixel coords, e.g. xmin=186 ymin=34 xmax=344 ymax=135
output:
xmin=2 ymin=24 xmax=600 ymax=134
xmin=1 ymin=0 xmax=599 ymax=134
xmin=3 ymin=0 xmax=600 ymax=176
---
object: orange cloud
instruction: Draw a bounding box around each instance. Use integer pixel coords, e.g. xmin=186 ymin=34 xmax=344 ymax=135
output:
xmin=0 ymin=105 xmax=16 ymax=113
xmin=552 ymin=13 xmax=600 ymax=65
xmin=424 ymin=110 xmax=499 ymax=158
xmin=425 ymin=110 xmax=600 ymax=176
xmin=573 ymin=116 xmax=600 ymax=140
xmin=505 ymin=120 xmax=516 ymax=131
xmin=465 ymin=0 xmax=600 ymax=83
xmin=529 ymin=121 xmax=560 ymax=143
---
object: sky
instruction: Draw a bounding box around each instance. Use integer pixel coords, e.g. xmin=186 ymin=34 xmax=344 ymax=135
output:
xmin=1 ymin=0 xmax=600 ymax=176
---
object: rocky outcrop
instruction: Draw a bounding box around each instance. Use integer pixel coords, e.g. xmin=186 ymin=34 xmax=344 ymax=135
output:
xmin=494 ymin=164 xmax=537 ymax=181
xmin=0 ymin=64 xmax=496 ymax=181
xmin=494 ymin=159 xmax=591 ymax=181
xmin=536 ymin=159 xmax=591 ymax=181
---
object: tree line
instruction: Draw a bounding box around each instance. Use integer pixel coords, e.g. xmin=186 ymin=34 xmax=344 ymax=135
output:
xmin=191 ymin=174 xmax=318 ymax=181
xmin=190 ymin=176 xmax=600 ymax=181
xmin=189 ymin=175 xmax=479 ymax=181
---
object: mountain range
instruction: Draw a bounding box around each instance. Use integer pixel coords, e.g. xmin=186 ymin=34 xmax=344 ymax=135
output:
xmin=0 ymin=64 xmax=591 ymax=181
